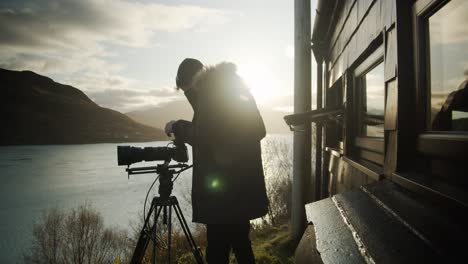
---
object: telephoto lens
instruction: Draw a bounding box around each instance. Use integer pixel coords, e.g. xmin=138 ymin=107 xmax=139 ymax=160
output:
xmin=117 ymin=141 xmax=188 ymax=166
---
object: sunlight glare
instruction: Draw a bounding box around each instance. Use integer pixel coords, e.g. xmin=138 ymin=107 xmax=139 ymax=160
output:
xmin=237 ymin=62 xmax=280 ymax=104
xmin=285 ymin=44 xmax=294 ymax=59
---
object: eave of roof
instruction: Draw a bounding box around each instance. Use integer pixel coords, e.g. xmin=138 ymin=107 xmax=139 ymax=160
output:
xmin=312 ymin=0 xmax=341 ymax=50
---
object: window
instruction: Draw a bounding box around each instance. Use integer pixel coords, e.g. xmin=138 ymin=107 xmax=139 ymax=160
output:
xmin=358 ymin=63 xmax=385 ymax=137
xmin=350 ymin=45 xmax=385 ymax=166
xmin=428 ymin=0 xmax=468 ymax=131
xmin=412 ymin=0 xmax=468 ymax=204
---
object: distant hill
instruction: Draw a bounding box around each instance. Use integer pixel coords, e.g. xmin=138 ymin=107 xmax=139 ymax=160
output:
xmin=126 ymin=99 xmax=292 ymax=134
xmin=0 ymin=68 xmax=167 ymax=145
xmin=126 ymin=100 xmax=193 ymax=132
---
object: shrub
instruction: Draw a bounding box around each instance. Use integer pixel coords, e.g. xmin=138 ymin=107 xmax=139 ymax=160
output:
xmin=23 ymin=204 xmax=131 ymax=264
xmin=261 ymin=137 xmax=293 ymax=225
xmin=129 ymin=210 xmax=206 ymax=264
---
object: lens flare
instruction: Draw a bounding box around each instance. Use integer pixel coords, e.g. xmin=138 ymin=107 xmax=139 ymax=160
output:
xmin=211 ymin=179 xmax=220 ymax=189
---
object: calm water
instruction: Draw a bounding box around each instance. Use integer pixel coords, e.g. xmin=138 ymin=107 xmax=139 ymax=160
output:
xmin=0 ymin=141 xmax=194 ymax=263
xmin=0 ymin=135 xmax=293 ymax=263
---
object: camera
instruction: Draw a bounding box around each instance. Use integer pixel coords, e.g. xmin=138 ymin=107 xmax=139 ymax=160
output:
xmin=117 ymin=140 xmax=188 ymax=166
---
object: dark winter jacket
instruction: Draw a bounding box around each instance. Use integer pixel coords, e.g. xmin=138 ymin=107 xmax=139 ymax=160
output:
xmin=172 ymin=62 xmax=269 ymax=224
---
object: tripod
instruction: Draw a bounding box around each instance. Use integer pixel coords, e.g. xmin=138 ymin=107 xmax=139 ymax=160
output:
xmin=128 ymin=162 xmax=204 ymax=264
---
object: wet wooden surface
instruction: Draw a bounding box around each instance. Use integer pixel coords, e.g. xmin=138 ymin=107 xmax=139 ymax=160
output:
xmin=302 ymin=180 xmax=456 ymax=264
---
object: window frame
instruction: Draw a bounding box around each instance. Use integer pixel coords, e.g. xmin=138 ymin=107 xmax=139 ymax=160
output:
xmin=405 ymin=0 xmax=468 ymax=207
xmin=351 ymin=45 xmax=386 ymax=165
xmin=413 ymin=0 xmax=468 ymax=160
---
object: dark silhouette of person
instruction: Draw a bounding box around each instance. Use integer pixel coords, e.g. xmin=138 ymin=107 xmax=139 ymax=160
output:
xmin=432 ymin=70 xmax=468 ymax=131
xmin=165 ymin=58 xmax=269 ymax=263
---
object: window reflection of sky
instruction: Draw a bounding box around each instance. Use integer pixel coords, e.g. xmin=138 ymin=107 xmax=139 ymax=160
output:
xmin=430 ymin=0 xmax=468 ymax=123
xmin=362 ymin=62 xmax=385 ymax=137
xmin=366 ymin=63 xmax=385 ymax=116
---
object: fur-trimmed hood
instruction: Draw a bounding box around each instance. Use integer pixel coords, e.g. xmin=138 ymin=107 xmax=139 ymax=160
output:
xmin=191 ymin=62 xmax=246 ymax=93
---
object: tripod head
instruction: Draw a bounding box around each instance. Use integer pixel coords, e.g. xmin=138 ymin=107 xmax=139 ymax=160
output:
xmin=125 ymin=162 xmax=192 ymax=199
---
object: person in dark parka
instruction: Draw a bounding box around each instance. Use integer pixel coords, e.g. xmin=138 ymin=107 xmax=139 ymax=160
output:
xmin=165 ymin=58 xmax=269 ymax=263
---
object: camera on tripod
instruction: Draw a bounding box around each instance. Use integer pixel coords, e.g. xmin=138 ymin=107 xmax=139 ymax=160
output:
xmin=115 ymin=139 xmax=203 ymax=264
xmin=117 ymin=140 xmax=188 ymax=166
xmin=116 ymin=139 xmax=190 ymax=192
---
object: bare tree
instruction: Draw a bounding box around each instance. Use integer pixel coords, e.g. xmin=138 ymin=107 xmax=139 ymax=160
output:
xmin=130 ymin=211 xmax=207 ymax=264
xmin=261 ymin=136 xmax=293 ymax=225
xmin=23 ymin=204 xmax=131 ymax=264
xmin=24 ymin=208 xmax=64 ymax=264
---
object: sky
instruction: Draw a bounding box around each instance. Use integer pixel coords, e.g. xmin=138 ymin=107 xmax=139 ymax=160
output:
xmin=0 ymin=0 xmax=318 ymax=113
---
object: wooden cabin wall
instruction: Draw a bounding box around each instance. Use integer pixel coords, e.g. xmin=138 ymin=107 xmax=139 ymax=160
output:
xmin=328 ymin=151 xmax=378 ymax=194
xmin=324 ymin=0 xmax=401 ymax=194
xmin=327 ymin=0 xmax=395 ymax=86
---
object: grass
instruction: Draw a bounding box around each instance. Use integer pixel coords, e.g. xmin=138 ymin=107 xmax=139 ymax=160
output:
xmin=176 ymin=222 xmax=295 ymax=264
xmin=248 ymin=223 xmax=295 ymax=264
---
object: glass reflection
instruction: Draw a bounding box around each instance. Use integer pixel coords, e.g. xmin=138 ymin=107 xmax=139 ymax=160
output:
xmin=429 ymin=0 xmax=468 ymax=131
xmin=362 ymin=63 xmax=385 ymax=137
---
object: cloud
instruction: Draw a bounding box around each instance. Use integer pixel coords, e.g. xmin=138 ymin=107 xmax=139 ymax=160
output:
xmin=87 ymin=87 xmax=182 ymax=112
xmin=0 ymin=0 xmax=228 ymax=50
xmin=0 ymin=0 xmax=228 ymax=110
xmin=67 ymin=73 xmax=181 ymax=112
xmin=0 ymin=0 xmax=228 ymax=81
xmin=429 ymin=0 xmax=468 ymax=45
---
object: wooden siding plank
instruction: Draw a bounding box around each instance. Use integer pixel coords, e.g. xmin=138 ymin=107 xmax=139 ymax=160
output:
xmin=326 ymin=0 xmax=394 ymax=88
xmin=343 ymin=157 xmax=383 ymax=180
xmin=384 ymin=28 xmax=397 ymax=81
xmin=329 ymin=0 xmax=387 ymax=72
xmin=358 ymin=149 xmax=385 ymax=164
xmin=355 ymin=16 xmax=366 ymax=58
xmin=368 ymin=0 xmax=380 ymax=40
xmin=348 ymin=35 xmax=358 ymax=67
xmin=384 ymin=131 xmax=398 ymax=177
xmin=375 ymin=0 xmax=383 ymax=32
xmin=385 ymin=79 xmax=398 ymax=130
xmin=358 ymin=0 xmax=373 ymax=23
xmin=355 ymin=137 xmax=385 ymax=152
xmin=329 ymin=0 xmax=357 ymax=67
xmin=383 ymin=0 xmax=395 ymax=28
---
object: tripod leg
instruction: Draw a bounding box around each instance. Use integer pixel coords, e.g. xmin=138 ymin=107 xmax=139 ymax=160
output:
xmin=172 ymin=201 xmax=204 ymax=264
xmin=152 ymin=205 xmax=159 ymax=264
xmin=131 ymin=204 xmax=163 ymax=264
xmin=168 ymin=204 xmax=172 ymax=263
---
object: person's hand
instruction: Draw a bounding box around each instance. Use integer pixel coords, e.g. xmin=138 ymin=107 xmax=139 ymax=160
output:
xmin=164 ymin=120 xmax=176 ymax=137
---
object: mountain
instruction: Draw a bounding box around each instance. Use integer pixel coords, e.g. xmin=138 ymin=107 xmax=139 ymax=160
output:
xmin=0 ymin=68 xmax=167 ymax=145
xmin=126 ymin=100 xmax=193 ymax=131
xmin=126 ymin=99 xmax=292 ymax=134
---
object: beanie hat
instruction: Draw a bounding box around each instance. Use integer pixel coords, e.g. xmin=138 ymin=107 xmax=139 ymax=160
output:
xmin=176 ymin=58 xmax=203 ymax=88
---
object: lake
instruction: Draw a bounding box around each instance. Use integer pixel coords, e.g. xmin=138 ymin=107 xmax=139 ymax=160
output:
xmin=0 ymin=135 xmax=292 ymax=263
xmin=0 ymin=141 xmax=195 ymax=263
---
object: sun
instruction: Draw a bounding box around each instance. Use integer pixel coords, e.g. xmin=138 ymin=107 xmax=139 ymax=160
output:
xmin=237 ymin=62 xmax=280 ymax=104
